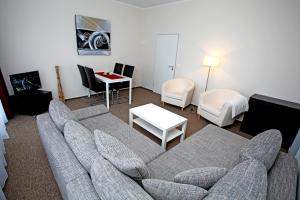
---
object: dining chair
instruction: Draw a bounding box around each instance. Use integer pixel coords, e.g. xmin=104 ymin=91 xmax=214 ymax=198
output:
xmin=77 ymin=64 xmax=90 ymax=97
xmin=114 ymin=64 xmax=135 ymax=103
xmin=110 ymin=63 xmax=124 ymax=94
xmin=123 ymin=65 xmax=135 ymax=78
xmin=84 ymin=67 xmax=107 ymax=104
xmin=113 ymin=63 xmax=124 ymax=75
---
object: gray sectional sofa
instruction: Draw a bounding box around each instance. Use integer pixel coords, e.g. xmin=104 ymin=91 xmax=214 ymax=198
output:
xmin=36 ymin=102 xmax=298 ymax=200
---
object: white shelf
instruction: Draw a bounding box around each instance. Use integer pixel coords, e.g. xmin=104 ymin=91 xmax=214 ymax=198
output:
xmin=133 ymin=118 xmax=183 ymax=142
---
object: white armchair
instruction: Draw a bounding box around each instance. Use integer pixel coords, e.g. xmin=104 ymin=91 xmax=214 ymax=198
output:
xmin=161 ymin=78 xmax=195 ymax=110
xmin=197 ymin=89 xmax=248 ymax=127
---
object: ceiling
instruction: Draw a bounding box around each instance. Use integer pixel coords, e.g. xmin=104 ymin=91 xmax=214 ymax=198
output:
xmin=114 ymin=0 xmax=185 ymax=8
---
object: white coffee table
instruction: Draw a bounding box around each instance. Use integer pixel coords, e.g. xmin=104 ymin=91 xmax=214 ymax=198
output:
xmin=129 ymin=103 xmax=187 ymax=149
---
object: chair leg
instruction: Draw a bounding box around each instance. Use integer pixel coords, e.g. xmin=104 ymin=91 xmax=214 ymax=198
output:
xmin=162 ymin=102 xmax=165 ymax=107
xmin=117 ymin=90 xmax=120 ymax=103
xmin=115 ymin=89 xmax=130 ymax=104
xmin=198 ymin=114 xmax=201 ymax=120
xmin=181 ymin=107 xmax=184 ymax=111
xmin=87 ymin=88 xmax=91 ymax=98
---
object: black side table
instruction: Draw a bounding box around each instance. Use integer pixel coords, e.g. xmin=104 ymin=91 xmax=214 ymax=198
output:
xmin=10 ymin=90 xmax=52 ymax=115
xmin=240 ymin=94 xmax=300 ymax=149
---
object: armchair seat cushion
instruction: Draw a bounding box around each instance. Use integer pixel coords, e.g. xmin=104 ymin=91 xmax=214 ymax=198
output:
xmin=165 ymin=91 xmax=184 ymax=100
xmin=200 ymin=103 xmax=222 ymax=117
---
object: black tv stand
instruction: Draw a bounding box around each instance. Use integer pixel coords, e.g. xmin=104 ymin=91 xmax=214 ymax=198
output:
xmin=10 ymin=90 xmax=52 ymax=115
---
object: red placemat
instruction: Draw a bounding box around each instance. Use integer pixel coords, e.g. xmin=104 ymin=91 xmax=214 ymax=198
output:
xmin=95 ymin=72 xmax=123 ymax=79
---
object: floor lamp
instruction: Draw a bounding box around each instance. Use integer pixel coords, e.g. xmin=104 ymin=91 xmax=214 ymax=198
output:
xmin=203 ymin=56 xmax=220 ymax=91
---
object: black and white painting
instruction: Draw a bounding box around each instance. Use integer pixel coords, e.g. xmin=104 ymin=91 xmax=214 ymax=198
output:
xmin=75 ymin=15 xmax=111 ymax=55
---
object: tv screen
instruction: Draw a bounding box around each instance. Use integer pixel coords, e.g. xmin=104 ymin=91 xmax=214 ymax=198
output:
xmin=10 ymin=71 xmax=41 ymax=94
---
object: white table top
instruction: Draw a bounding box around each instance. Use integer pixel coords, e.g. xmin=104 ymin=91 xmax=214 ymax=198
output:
xmin=95 ymin=72 xmax=132 ymax=84
xmin=130 ymin=103 xmax=187 ymax=130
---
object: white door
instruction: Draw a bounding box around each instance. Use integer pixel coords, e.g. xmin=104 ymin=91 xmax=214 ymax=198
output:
xmin=153 ymin=34 xmax=179 ymax=94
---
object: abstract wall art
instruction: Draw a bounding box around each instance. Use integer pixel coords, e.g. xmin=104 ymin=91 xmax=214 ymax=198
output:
xmin=75 ymin=15 xmax=111 ymax=56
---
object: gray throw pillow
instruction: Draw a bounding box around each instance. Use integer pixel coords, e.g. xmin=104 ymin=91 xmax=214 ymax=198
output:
xmin=174 ymin=167 xmax=228 ymax=189
xmin=49 ymin=100 xmax=77 ymax=131
xmin=91 ymin=156 xmax=153 ymax=200
xmin=205 ymin=159 xmax=267 ymax=200
xmin=64 ymin=120 xmax=100 ymax=173
xmin=142 ymin=179 xmax=208 ymax=200
xmin=240 ymin=129 xmax=282 ymax=170
xmin=94 ymin=129 xmax=150 ymax=180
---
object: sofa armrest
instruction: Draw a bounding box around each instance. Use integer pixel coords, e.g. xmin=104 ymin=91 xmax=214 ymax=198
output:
xmin=72 ymin=105 xmax=109 ymax=121
xmin=267 ymin=152 xmax=298 ymax=200
xmin=66 ymin=173 xmax=100 ymax=200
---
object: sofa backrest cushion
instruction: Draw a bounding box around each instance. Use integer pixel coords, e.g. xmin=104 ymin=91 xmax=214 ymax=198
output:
xmin=142 ymin=179 xmax=208 ymax=200
xmin=94 ymin=129 xmax=150 ymax=180
xmin=72 ymin=104 xmax=109 ymax=121
xmin=240 ymin=129 xmax=282 ymax=170
xmin=91 ymin=156 xmax=153 ymax=200
xmin=49 ymin=100 xmax=77 ymax=132
xmin=64 ymin=120 xmax=100 ymax=173
xmin=174 ymin=167 xmax=228 ymax=189
xmin=204 ymin=159 xmax=267 ymax=200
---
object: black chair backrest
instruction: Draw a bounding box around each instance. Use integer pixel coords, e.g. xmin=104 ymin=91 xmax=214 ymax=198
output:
xmin=113 ymin=63 xmax=123 ymax=75
xmin=84 ymin=67 xmax=98 ymax=91
xmin=77 ymin=65 xmax=89 ymax=88
xmin=123 ymin=65 xmax=135 ymax=78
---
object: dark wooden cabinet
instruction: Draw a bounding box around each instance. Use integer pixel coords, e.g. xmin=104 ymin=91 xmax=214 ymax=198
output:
xmin=10 ymin=90 xmax=52 ymax=115
xmin=240 ymin=94 xmax=300 ymax=149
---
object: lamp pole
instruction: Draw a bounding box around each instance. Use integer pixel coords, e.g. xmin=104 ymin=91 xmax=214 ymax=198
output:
xmin=204 ymin=66 xmax=211 ymax=91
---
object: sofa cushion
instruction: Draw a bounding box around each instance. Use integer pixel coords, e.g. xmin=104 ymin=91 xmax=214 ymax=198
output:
xmin=91 ymin=156 xmax=153 ymax=200
xmin=174 ymin=167 xmax=228 ymax=189
xmin=49 ymin=100 xmax=77 ymax=131
xmin=72 ymin=105 xmax=109 ymax=121
xmin=64 ymin=120 xmax=100 ymax=173
xmin=142 ymin=179 xmax=208 ymax=200
xmin=240 ymin=129 xmax=282 ymax=170
xmin=267 ymin=152 xmax=298 ymax=200
xmin=204 ymin=159 xmax=267 ymax=200
xmin=80 ymin=113 xmax=165 ymax=164
xmin=94 ymin=129 xmax=150 ymax=180
xmin=147 ymin=125 xmax=248 ymax=181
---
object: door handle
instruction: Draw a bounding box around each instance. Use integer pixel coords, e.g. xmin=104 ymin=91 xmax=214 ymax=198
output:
xmin=169 ymin=65 xmax=174 ymax=70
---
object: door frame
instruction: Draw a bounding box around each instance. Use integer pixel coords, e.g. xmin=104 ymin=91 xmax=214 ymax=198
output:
xmin=153 ymin=33 xmax=180 ymax=92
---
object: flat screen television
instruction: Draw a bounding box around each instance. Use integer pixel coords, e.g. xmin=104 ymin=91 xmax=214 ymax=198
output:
xmin=10 ymin=71 xmax=41 ymax=94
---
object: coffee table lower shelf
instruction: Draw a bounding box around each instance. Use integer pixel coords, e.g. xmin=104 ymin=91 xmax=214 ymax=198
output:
xmin=133 ymin=118 xmax=183 ymax=143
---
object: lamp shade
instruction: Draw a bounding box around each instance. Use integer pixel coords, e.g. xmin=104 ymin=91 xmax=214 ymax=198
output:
xmin=203 ymin=56 xmax=220 ymax=67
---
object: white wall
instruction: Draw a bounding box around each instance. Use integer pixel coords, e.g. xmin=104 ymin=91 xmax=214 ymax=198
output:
xmin=140 ymin=0 xmax=300 ymax=105
xmin=1 ymin=0 xmax=300 ymax=104
xmin=0 ymin=0 xmax=141 ymax=99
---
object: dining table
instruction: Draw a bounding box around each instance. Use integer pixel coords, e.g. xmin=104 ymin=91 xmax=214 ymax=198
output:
xmin=95 ymin=72 xmax=132 ymax=109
